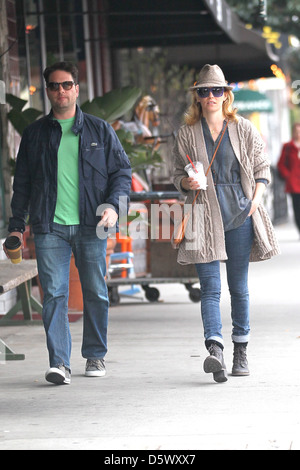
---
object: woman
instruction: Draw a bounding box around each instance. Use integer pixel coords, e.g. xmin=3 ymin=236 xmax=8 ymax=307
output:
xmin=277 ymin=122 xmax=300 ymax=236
xmin=172 ymin=64 xmax=280 ymax=383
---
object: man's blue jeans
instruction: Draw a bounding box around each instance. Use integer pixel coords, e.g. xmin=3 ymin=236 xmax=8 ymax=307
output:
xmin=195 ymin=216 xmax=254 ymax=347
xmin=34 ymin=223 xmax=108 ymax=370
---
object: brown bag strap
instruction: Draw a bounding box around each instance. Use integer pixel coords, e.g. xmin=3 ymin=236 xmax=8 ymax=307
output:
xmin=205 ymin=120 xmax=229 ymax=177
xmin=191 ymin=120 xmax=229 ymax=206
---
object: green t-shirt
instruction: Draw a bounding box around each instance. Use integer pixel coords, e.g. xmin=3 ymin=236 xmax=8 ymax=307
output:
xmin=54 ymin=117 xmax=80 ymax=225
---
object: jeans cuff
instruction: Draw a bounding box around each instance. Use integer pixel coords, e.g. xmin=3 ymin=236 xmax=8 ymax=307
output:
xmin=232 ymin=334 xmax=250 ymax=343
xmin=205 ymin=336 xmax=224 ymax=349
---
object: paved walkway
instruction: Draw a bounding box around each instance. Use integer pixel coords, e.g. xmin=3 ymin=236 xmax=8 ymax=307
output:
xmin=0 ymin=221 xmax=300 ymax=450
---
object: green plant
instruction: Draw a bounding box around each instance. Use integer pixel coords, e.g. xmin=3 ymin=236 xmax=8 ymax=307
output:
xmin=115 ymin=128 xmax=163 ymax=172
xmin=81 ymin=86 xmax=141 ymax=123
xmin=6 ymin=93 xmax=43 ymax=136
xmin=5 ymin=94 xmax=43 ymax=175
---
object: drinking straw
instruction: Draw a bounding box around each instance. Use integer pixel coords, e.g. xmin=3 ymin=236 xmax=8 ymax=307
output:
xmin=186 ymin=154 xmax=198 ymax=172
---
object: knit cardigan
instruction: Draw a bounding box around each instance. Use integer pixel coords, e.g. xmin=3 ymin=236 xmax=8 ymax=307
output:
xmin=172 ymin=115 xmax=280 ymax=264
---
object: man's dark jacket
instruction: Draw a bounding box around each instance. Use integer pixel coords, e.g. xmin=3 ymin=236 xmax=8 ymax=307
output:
xmin=8 ymin=106 xmax=132 ymax=234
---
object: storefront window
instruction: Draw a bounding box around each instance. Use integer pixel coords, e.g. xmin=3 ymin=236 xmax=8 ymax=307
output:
xmin=16 ymin=0 xmax=87 ymax=114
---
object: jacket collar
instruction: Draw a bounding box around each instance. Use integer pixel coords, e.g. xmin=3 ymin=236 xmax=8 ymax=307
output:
xmin=47 ymin=105 xmax=84 ymax=134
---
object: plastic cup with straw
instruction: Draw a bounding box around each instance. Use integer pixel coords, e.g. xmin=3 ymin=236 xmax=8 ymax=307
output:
xmin=184 ymin=154 xmax=207 ymax=190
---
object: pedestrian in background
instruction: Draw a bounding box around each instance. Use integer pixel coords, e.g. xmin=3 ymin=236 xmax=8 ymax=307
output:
xmin=3 ymin=61 xmax=131 ymax=385
xmin=277 ymin=122 xmax=300 ymax=237
xmin=172 ymin=64 xmax=279 ymax=383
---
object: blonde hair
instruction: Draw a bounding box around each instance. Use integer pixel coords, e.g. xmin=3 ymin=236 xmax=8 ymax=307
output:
xmin=184 ymin=89 xmax=238 ymax=126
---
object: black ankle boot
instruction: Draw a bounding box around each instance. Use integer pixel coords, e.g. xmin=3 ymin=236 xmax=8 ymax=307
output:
xmin=232 ymin=343 xmax=250 ymax=376
xmin=204 ymin=341 xmax=228 ymax=383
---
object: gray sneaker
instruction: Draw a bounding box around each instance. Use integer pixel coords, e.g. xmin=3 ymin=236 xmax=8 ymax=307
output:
xmin=85 ymin=359 xmax=106 ymax=377
xmin=45 ymin=365 xmax=71 ymax=385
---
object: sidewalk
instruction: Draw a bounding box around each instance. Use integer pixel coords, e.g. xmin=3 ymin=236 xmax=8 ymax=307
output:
xmin=0 ymin=221 xmax=300 ymax=450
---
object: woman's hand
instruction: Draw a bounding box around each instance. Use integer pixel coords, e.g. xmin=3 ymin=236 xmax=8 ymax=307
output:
xmin=248 ymin=200 xmax=259 ymax=217
xmin=248 ymin=182 xmax=266 ymax=217
xmin=180 ymin=177 xmax=200 ymax=191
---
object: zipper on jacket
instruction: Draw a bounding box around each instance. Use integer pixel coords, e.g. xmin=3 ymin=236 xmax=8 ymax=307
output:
xmin=49 ymin=123 xmax=61 ymax=230
xmin=78 ymin=134 xmax=84 ymax=226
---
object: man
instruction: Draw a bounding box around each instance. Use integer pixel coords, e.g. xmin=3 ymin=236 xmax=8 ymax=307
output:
xmin=5 ymin=61 xmax=132 ymax=384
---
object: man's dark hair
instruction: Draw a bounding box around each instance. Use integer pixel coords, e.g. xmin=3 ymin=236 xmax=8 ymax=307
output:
xmin=43 ymin=61 xmax=79 ymax=84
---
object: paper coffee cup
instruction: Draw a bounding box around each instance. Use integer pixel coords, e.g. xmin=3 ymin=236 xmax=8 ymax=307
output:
xmin=4 ymin=236 xmax=22 ymax=264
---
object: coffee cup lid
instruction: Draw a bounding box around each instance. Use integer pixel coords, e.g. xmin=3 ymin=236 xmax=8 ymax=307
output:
xmin=5 ymin=236 xmax=21 ymax=249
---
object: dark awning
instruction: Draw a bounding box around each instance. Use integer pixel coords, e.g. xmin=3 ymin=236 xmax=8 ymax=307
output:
xmin=105 ymin=0 xmax=279 ymax=82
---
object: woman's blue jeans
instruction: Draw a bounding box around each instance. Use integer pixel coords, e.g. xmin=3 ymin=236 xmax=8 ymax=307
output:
xmin=34 ymin=223 xmax=108 ymax=370
xmin=195 ymin=217 xmax=254 ymax=347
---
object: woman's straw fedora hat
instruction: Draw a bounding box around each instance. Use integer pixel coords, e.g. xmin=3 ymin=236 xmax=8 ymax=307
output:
xmin=190 ymin=64 xmax=233 ymax=90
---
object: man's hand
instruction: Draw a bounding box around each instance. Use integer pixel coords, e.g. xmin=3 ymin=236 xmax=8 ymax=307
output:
xmin=97 ymin=208 xmax=118 ymax=228
xmin=2 ymin=232 xmax=23 ymax=258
